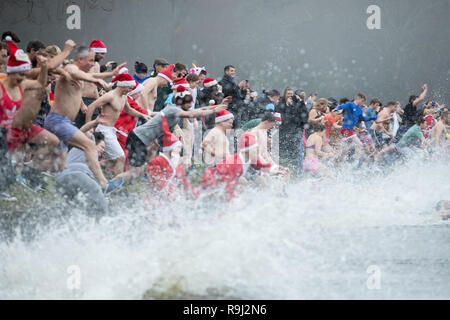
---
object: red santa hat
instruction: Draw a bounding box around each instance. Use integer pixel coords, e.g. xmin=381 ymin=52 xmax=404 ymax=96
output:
xmin=5 ymin=36 xmax=31 ymax=73
xmin=89 ymin=39 xmax=107 ymax=53
xmin=273 ymin=112 xmax=282 ymax=125
xmin=161 ymin=113 xmax=182 ymax=152
xmin=238 ymin=132 xmax=258 ymax=152
xmin=128 ymin=80 xmax=144 ymax=96
xmin=174 ymin=86 xmax=192 ymax=99
xmin=203 ymin=78 xmax=218 ymax=88
xmin=157 ymin=64 xmax=175 ymax=85
xmin=173 ymin=77 xmax=190 ymax=90
xmin=111 ymin=73 xmax=136 ymax=87
xmin=215 ymin=110 xmax=234 ymax=124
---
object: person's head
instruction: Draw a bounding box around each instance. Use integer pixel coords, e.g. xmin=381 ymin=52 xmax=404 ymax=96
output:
xmin=417 ymin=116 xmax=427 ymax=130
xmin=26 ymin=40 xmax=45 ymax=66
xmin=267 ymin=89 xmax=281 ymax=105
xmin=340 ymin=97 xmax=350 ymax=105
xmin=440 ymin=110 xmax=450 ymax=125
xmin=261 ymin=112 xmax=278 ymax=130
xmin=313 ymin=98 xmax=329 ymax=112
xmin=134 ymin=61 xmax=148 ymax=80
xmin=369 ymin=98 xmax=381 ymax=109
xmin=313 ymin=123 xmax=327 ymax=136
xmin=186 ymin=73 xmax=200 ymax=89
xmin=113 ymin=73 xmax=136 ymax=95
xmin=385 ymin=101 xmax=397 ymax=113
xmin=173 ymin=62 xmax=188 ymax=78
xmin=174 ymin=87 xmax=193 ymax=110
xmin=409 ymin=95 xmax=418 ymax=105
xmin=0 ymin=42 xmax=9 ymax=72
xmin=153 ymin=58 xmax=169 ymax=73
xmin=75 ymin=46 xmax=95 ymax=72
xmin=283 ymin=87 xmax=294 ymax=100
xmin=1 ymin=31 xmax=20 ymax=43
xmin=354 ymin=93 xmax=367 ymax=106
xmin=93 ymin=132 xmax=106 ymax=157
xmin=199 ymin=69 xmax=207 ymax=81
xmin=216 ymin=111 xmax=234 ymax=131
xmin=89 ymin=40 xmax=107 ymax=62
xmin=224 ymin=65 xmax=235 ymax=77
xmin=44 ymin=45 xmax=61 ymax=59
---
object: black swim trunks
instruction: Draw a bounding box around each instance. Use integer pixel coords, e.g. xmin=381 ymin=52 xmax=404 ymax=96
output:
xmin=126 ymin=131 xmax=149 ymax=167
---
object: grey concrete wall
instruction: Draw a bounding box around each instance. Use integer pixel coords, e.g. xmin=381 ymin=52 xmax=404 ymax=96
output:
xmin=1 ymin=0 xmax=449 ymax=103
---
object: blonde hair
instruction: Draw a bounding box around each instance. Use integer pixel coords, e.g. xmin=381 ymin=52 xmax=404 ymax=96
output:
xmin=313 ymin=98 xmax=328 ymax=110
xmin=45 ymin=45 xmax=61 ymax=59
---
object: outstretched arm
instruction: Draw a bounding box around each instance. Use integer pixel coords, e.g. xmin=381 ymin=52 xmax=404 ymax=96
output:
xmin=67 ymin=65 xmax=108 ymax=88
xmin=92 ymin=62 xmax=127 ymax=79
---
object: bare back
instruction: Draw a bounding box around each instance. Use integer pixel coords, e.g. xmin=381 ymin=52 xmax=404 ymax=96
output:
xmin=202 ymin=126 xmax=230 ymax=166
xmin=11 ymin=79 xmax=45 ymax=130
xmin=250 ymin=126 xmax=271 ymax=163
xmin=51 ymin=64 xmax=84 ymax=121
xmin=371 ymin=109 xmax=390 ymax=132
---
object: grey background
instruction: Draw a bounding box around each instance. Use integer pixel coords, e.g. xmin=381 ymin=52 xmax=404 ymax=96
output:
xmin=1 ymin=0 xmax=449 ymax=104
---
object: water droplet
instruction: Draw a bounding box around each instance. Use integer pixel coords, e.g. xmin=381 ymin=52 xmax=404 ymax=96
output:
xmin=303 ymin=63 xmax=310 ymax=69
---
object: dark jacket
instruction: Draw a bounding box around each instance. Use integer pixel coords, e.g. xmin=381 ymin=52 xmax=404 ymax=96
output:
xmin=277 ymin=97 xmax=308 ymax=134
xmin=219 ymin=74 xmax=246 ymax=127
xmin=198 ymin=88 xmax=225 ymax=130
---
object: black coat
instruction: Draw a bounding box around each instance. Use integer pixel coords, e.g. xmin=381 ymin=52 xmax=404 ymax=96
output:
xmin=277 ymin=97 xmax=308 ymax=134
xmin=219 ymin=74 xmax=246 ymax=126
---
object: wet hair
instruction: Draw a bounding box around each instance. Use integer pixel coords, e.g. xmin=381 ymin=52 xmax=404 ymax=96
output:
xmin=76 ymin=46 xmax=93 ymax=58
xmin=224 ymin=65 xmax=235 ymax=73
xmin=186 ymin=73 xmax=200 ymax=83
xmin=416 ymin=116 xmax=426 ymax=125
xmin=369 ymin=98 xmax=381 ymax=106
xmin=409 ymin=95 xmax=418 ymax=104
xmin=26 ymin=40 xmax=45 ymax=53
xmin=262 ymin=112 xmax=276 ymax=123
xmin=93 ymin=132 xmax=105 ymax=145
xmin=313 ymin=123 xmax=326 ymax=132
xmin=340 ymin=98 xmax=350 ymax=105
xmin=386 ymin=101 xmax=397 ymax=108
xmin=135 ymin=61 xmax=148 ymax=74
xmin=2 ymin=31 xmax=20 ymax=43
xmin=313 ymin=98 xmax=328 ymax=110
xmin=267 ymin=89 xmax=281 ymax=97
xmin=356 ymin=93 xmax=367 ymax=102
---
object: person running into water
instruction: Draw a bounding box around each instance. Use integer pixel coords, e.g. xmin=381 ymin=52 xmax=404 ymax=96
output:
xmin=396 ymin=116 xmax=433 ymax=155
xmin=201 ymin=110 xmax=234 ymax=168
xmin=431 ymin=110 xmax=450 ymax=151
xmin=85 ymin=73 xmax=149 ymax=175
xmin=137 ymin=64 xmax=174 ymax=111
xmin=334 ymin=93 xmax=377 ymax=162
xmin=43 ymin=46 xmax=120 ymax=193
xmin=55 ymin=120 xmax=109 ymax=219
xmin=114 ymin=86 xmax=230 ymax=183
xmin=303 ymin=124 xmax=334 ymax=176
xmin=200 ymin=131 xmax=273 ymax=201
xmin=147 ymin=115 xmax=199 ymax=203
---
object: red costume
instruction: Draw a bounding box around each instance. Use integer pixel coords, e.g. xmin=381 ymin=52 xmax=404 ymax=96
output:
xmin=146 ymin=115 xmax=199 ymax=201
xmin=200 ymin=132 xmax=272 ymax=201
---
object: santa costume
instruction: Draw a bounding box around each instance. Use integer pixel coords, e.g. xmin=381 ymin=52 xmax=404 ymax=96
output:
xmin=147 ymin=115 xmax=199 ymax=200
xmin=200 ymin=132 xmax=272 ymax=201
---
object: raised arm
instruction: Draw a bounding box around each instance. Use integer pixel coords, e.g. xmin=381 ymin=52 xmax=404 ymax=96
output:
xmin=47 ymin=40 xmax=76 ymax=70
xmin=413 ymin=84 xmax=428 ymax=107
xmin=92 ymin=62 xmax=127 ymax=79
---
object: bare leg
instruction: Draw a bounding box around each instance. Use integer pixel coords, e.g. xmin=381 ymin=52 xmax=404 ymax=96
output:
xmin=114 ymin=165 xmax=146 ymax=182
xmin=68 ymin=131 xmax=108 ymax=188
xmin=28 ymin=129 xmax=59 ymax=171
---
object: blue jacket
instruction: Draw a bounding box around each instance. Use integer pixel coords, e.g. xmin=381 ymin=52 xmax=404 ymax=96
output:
xmin=336 ymin=102 xmax=377 ymax=130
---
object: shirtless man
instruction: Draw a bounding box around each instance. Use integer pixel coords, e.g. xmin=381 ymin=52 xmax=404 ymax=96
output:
xmin=114 ymin=86 xmax=230 ymax=182
xmin=137 ymin=64 xmax=174 ymax=112
xmin=6 ymin=55 xmax=60 ymax=174
xmin=249 ymin=112 xmax=287 ymax=175
xmin=76 ymin=39 xmax=125 ymax=128
xmin=432 ymin=110 xmax=449 ymax=149
xmin=44 ymin=46 xmax=118 ymax=192
xmin=201 ymin=110 xmax=234 ymax=168
xmin=85 ymin=73 xmax=149 ymax=174
xmin=371 ymin=101 xmax=399 ymax=159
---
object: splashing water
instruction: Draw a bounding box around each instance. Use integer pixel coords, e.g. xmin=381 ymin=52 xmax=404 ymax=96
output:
xmin=0 ymin=154 xmax=449 ymax=300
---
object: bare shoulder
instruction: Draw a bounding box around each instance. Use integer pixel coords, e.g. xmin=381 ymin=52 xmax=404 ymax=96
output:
xmin=65 ymin=64 xmax=79 ymax=74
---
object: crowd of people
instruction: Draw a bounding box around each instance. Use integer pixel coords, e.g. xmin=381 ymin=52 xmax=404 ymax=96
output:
xmin=0 ymin=32 xmax=449 ymax=219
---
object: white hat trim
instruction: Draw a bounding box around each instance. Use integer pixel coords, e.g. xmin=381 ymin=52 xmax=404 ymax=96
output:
xmin=157 ymin=73 xmax=172 ymax=84
xmin=7 ymin=63 xmax=31 ymax=73
xmin=240 ymin=143 xmax=258 ymax=152
xmin=116 ymin=81 xmax=136 ymax=87
xmin=215 ymin=113 xmax=234 ymax=123
xmin=91 ymin=47 xmax=107 ymax=53
xmin=204 ymin=80 xmax=218 ymax=88
xmin=163 ymin=141 xmax=182 ymax=152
